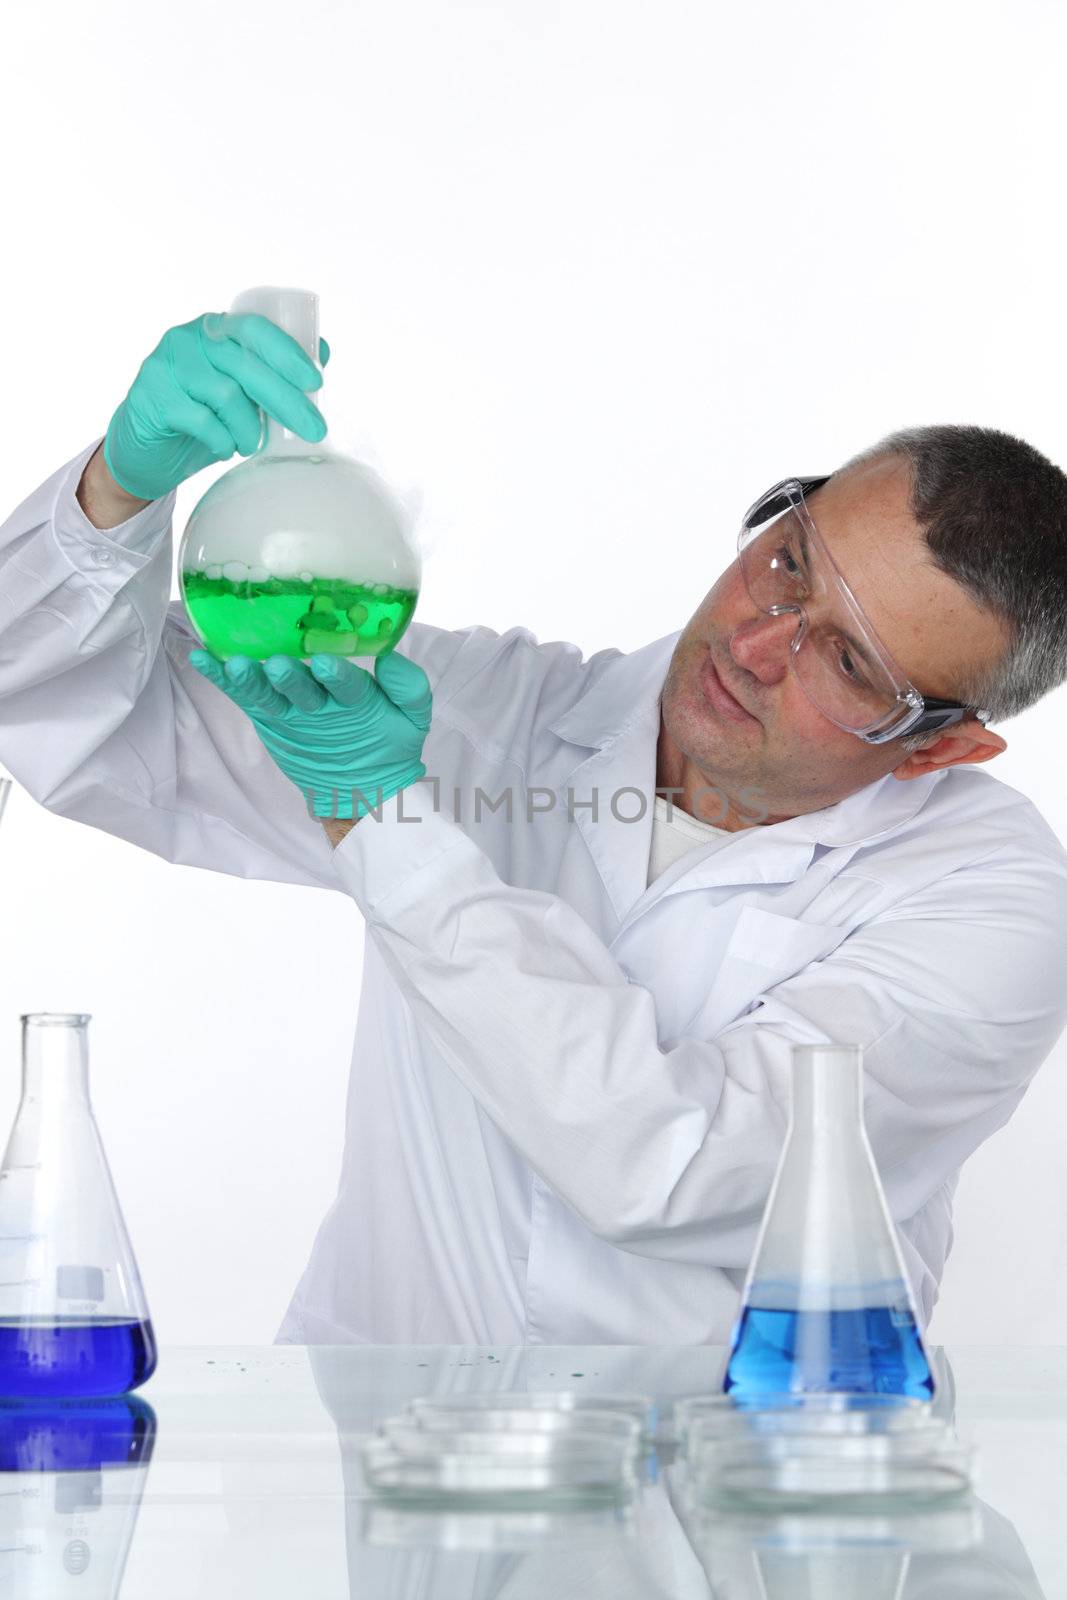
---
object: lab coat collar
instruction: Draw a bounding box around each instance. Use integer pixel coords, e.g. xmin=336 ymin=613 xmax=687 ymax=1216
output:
xmin=546 ymin=630 xmax=943 ymax=922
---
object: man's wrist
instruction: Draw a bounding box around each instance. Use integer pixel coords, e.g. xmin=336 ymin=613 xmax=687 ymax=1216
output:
xmin=77 ymin=444 xmax=153 ymax=530
xmin=314 ymin=772 xmax=429 ymax=846
xmin=321 ymin=815 xmax=359 ymax=849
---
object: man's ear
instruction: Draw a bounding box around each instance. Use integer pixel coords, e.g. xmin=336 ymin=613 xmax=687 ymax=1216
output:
xmin=892 ymin=718 xmax=1007 ymax=780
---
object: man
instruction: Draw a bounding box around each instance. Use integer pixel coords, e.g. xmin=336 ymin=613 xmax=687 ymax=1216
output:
xmin=2 ymin=309 xmax=1066 ymax=1345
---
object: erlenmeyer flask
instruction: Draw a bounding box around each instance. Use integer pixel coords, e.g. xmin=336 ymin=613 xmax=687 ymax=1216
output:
xmin=0 ymin=1015 xmax=157 ymax=1398
xmin=723 ymin=1043 xmax=935 ymax=1403
xmin=178 ymin=284 xmax=421 ymax=662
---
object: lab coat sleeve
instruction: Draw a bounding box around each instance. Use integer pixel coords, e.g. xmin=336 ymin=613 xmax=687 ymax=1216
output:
xmin=330 ymin=779 xmax=1067 ymax=1281
xmin=0 ymin=440 xmax=484 ymax=889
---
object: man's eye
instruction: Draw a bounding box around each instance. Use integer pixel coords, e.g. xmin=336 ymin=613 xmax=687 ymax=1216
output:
xmin=836 ymin=644 xmax=867 ymax=684
xmin=774 ymin=544 xmax=804 ymax=580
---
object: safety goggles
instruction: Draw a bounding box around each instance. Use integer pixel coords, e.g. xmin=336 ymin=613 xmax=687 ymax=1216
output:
xmin=737 ymin=477 xmax=989 ymax=745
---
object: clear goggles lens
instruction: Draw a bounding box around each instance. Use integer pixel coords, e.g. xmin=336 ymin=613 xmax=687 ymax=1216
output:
xmin=737 ymin=488 xmax=916 ymax=737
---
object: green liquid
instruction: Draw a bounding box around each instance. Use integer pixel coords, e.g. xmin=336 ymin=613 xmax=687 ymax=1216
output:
xmin=180 ymin=572 xmax=418 ymax=660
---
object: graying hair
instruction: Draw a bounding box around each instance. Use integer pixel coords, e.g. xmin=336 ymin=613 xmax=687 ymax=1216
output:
xmin=831 ymin=424 xmax=1067 ymax=753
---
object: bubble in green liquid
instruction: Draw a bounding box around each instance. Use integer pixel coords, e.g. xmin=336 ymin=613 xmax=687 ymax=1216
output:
xmin=180 ymin=571 xmax=419 ymax=660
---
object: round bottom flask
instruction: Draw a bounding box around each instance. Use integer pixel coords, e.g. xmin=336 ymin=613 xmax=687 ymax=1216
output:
xmin=178 ymin=285 xmax=421 ymax=662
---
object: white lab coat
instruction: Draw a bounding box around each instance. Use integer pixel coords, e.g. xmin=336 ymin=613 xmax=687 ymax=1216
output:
xmin=3 ymin=437 xmax=1067 ymax=1345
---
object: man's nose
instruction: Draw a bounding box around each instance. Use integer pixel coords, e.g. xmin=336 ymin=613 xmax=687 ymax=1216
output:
xmin=729 ymin=609 xmax=801 ymax=683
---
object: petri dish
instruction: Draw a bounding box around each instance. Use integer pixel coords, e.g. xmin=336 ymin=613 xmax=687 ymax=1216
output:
xmin=685 ymin=1415 xmax=974 ymax=1512
xmin=673 ymin=1392 xmax=932 ymax=1457
xmin=359 ymin=1433 xmax=639 ymax=1507
xmin=409 ymin=1391 xmax=656 ymax=1436
xmin=380 ymin=1422 xmax=639 ymax=1462
xmin=399 ymin=1406 xmax=641 ymax=1443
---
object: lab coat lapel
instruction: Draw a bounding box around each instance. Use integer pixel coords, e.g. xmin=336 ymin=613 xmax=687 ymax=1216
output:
xmin=552 ymin=694 xmax=660 ymax=925
xmin=547 ymin=632 xmax=815 ymax=929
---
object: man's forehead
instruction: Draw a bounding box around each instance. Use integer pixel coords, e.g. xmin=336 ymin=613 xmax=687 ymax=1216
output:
xmin=806 ymin=456 xmax=918 ymax=545
xmin=800 ymin=457 xmax=1005 ymax=696
xmin=801 ymin=461 xmax=932 ymax=643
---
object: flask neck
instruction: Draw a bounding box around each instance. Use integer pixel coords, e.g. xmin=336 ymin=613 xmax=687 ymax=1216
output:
xmin=789 ymin=1045 xmax=863 ymax=1136
xmin=229 ymin=285 xmax=326 ymax=459
xmin=20 ymin=1013 xmax=92 ymax=1106
xmin=264 ymin=393 xmax=328 ymax=457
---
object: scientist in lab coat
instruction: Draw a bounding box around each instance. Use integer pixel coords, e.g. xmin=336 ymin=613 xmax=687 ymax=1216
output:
xmin=2 ymin=310 xmax=1067 ymax=1347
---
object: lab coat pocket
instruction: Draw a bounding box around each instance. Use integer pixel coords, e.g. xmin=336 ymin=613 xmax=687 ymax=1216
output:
xmin=682 ymin=902 xmax=852 ymax=1038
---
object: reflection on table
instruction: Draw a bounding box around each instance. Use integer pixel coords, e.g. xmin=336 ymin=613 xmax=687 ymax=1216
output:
xmin=0 ymin=1343 xmax=1052 ymax=1598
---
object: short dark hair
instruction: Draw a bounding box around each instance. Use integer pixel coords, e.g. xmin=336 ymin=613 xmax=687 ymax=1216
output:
xmin=833 ymin=424 xmax=1067 ymax=745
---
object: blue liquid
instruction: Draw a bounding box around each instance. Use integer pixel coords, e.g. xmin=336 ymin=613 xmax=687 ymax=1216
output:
xmin=0 ymin=1394 xmax=157 ymax=1471
xmin=0 ymin=1317 xmax=157 ymax=1398
xmin=723 ymin=1304 xmax=934 ymax=1401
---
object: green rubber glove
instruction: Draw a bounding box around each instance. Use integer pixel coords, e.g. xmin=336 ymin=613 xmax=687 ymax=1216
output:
xmin=188 ymin=649 xmax=433 ymax=820
xmin=103 ymin=313 xmax=332 ymax=501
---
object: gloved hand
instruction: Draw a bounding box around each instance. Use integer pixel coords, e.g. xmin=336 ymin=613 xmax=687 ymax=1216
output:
xmin=188 ymin=648 xmax=433 ymax=820
xmin=103 ymin=312 xmax=332 ymax=501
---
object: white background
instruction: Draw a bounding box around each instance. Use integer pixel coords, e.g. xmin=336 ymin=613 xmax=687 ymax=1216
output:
xmin=1 ymin=0 xmax=1066 ymax=1349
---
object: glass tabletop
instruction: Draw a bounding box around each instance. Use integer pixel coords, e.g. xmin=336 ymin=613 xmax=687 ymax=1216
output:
xmin=2 ymin=1342 xmax=1063 ymax=1597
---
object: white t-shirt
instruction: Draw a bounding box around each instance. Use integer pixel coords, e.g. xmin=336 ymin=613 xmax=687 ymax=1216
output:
xmin=646 ymin=793 xmax=740 ymax=886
